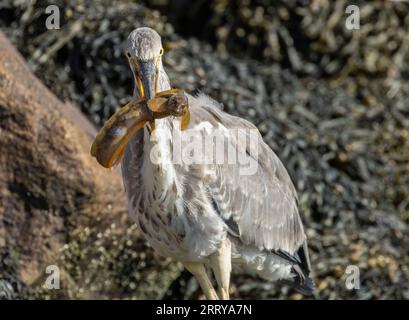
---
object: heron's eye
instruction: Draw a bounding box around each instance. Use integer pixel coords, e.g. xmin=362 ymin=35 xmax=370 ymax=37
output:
xmin=159 ymin=48 xmax=164 ymax=56
xmin=126 ymin=52 xmax=131 ymax=58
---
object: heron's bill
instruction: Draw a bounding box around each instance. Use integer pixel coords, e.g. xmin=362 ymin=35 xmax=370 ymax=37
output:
xmin=91 ymin=90 xmax=190 ymax=168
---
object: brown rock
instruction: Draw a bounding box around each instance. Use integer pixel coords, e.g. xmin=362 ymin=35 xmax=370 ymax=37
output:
xmin=0 ymin=31 xmax=181 ymax=299
xmin=0 ymin=32 xmax=128 ymax=284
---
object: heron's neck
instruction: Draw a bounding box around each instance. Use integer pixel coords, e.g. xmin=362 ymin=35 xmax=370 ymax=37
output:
xmin=142 ymin=64 xmax=172 ymax=135
xmin=157 ymin=64 xmax=172 ymax=93
xmin=139 ymin=67 xmax=178 ymax=190
xmin=132 ymin=63 xmax=172 ymax=143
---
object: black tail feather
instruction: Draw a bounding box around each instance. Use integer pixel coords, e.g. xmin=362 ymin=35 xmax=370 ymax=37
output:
xmin=274 ymin=240 xmax=315 ymax=296
xmin=280 ymin=267 xmax=315 ymax=296
xmin=292 ymin=241 xmax=314 ymax=295
xmin=292 ymin=267 xmax=315 ymax=296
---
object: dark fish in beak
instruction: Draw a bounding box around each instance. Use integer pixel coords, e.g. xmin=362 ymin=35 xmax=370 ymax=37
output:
xmin=91 ymin=90 xmax=190 ymax=168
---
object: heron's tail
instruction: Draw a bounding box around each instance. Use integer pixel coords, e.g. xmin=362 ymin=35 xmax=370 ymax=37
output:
xmin=291 ymin=265 xmax=315 ymax=295
xmin=275 ymin=241 xmax=315 ymax=296
xmin=279 ymin=265 xmax=315 ymax=296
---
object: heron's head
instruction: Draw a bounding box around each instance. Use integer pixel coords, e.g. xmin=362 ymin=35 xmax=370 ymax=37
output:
xmin=126 ymin=27 xmax=165 ymax=100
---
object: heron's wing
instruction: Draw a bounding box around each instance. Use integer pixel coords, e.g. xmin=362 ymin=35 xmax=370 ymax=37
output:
xmin=188 ymin=94 xmax=306 ymax=254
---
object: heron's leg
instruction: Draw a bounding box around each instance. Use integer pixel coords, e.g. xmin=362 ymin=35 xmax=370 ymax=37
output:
xmin=209 ymin=238 xmax=231 ymax=300
xmin=183 ymin=262 xmax=219 ymax=300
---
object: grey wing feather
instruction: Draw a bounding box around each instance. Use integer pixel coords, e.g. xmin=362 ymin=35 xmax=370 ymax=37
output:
xmin=189 ymin=94 xmax=306 ymax=254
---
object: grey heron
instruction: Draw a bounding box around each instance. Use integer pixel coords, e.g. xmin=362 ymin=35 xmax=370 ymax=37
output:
xmin=92 ymin=27 xmax=313 ymax=299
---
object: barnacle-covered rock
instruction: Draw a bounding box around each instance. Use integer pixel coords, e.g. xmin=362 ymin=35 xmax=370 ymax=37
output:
xmin=0 ymin=32 xmax=181 ymax=300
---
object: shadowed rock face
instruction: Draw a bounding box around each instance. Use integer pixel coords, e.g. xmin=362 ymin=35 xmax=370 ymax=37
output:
xmin=0 ymin=31 xmax=119 ymax=283
xmin=0 ymin=33 xmax=181 ymax=299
